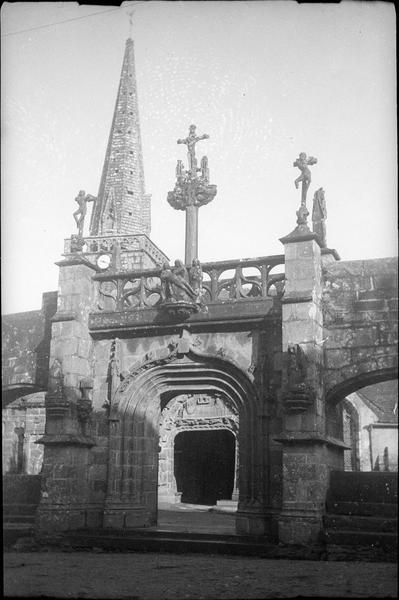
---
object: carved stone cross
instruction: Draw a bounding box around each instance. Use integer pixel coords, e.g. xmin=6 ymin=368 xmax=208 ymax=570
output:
xmin=168 ymin=125 xmax=216 ymax=265
xmin=177 ymin=124 xmax=209 ymax=175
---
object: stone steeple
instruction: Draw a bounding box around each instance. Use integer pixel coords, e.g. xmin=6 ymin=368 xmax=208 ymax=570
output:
xmin=90 ymin=38 xmax=151 ymax=237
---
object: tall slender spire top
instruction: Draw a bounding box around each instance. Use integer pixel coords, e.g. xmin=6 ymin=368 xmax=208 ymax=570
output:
xmin=90 ymin=38 xmax=151 ymax=237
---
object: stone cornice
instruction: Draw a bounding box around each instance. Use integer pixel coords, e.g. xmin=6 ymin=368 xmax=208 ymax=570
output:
xmin=273 ymin=432 xmax=350 ymax=450
xmin=55 ymin=256 xmax=100 ymax=272
xmin=35 ymin=434 xmax=96 ymax=447
xmin=279 ymin=226 xmax=322 ymax=247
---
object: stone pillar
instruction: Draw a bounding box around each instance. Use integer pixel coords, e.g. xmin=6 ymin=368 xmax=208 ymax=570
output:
xmin=185 ymin=204 xmax=198 ymax=265
xmin=231 ymin=437 xmax=239 ymax=501
xmin=277 ymin=227 xmax=345 ymax=545
xmin=36 ymin=257 xmax=97 ymax=533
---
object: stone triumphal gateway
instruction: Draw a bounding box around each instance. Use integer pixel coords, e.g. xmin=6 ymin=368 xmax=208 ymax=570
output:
xmin=3 ymin=39 xmax=398 ymax=548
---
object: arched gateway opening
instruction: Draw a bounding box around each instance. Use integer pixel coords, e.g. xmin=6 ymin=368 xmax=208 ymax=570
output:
xmin=158 ymin=391 xmax=239 ymax=508
xmin=104 ymin=348 xmax=264 ymax=535
xmin=174 ymin=430 xmax=235 ymax=505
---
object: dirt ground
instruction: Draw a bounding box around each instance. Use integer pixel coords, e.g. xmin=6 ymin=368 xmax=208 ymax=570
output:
xmin=4 ymin=550 xmax=397 ymax=599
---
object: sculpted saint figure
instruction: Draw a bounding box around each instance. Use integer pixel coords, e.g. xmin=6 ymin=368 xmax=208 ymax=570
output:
xmin=48 ymin=359 xmax=63 ymax=395
xmin=293 ymin=153 xmax=317 ymax=206
xmin=177 ymin=125 xmax=209 ymax=174
xmin=73 ymin=190 xmax=96 ymax=236
xmin=312 ymin=187 xmax=327 ymax=247
xmin=200 ymin=156 xmax=209 ymax=182
xmin=287 ymin=344 xmax=306 ymax=388
xmin=176 ymin=159 xmax=186 ymax=182
xmin=190 ymin=258 xmax=203 ymax=303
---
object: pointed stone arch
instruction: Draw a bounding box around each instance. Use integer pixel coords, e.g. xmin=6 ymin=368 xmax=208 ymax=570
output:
xmin=104 ymin=345 xmax=267 ymax=534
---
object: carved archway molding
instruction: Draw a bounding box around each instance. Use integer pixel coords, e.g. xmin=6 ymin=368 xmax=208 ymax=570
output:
xmin=104 ymin=333 xmax=264 ymax=530
xmin=158 ymin=391 xmax=239 ymax=503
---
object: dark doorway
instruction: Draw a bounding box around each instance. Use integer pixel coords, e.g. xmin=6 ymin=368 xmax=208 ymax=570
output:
xmin=174 ymin=430 xmax=235 ymax=505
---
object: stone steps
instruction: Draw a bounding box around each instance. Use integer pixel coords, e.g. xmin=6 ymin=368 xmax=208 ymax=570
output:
xmin=326 ymin=472 xmax=397 ymax=505
xmin=60 ymin=529 xmax=324 ymax=559
xmin=62 ymin=530 xmax=272 ymax=557
xmin=323 ymin=472 xmax=397 ymax=561
xmin=324 ymin=529 xmax=397 ymax=551
xmin=326 ymin=500 xmax=397 ymax=518
xmin=3 ymin=503 xmax=38 ymax=517
xmin=3 ymin=525 xmax=35 ymax=548
xmin=324 ymin=514 xmax=397 ymax=532
xmin=3 ymin=515 xmax=36 ymax=524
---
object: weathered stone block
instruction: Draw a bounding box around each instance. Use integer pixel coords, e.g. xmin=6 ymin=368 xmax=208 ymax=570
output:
xmin=325 ymin=348 xmax=352 ymax=369
xmin=278 ymin=515 xmax=322 ymax=544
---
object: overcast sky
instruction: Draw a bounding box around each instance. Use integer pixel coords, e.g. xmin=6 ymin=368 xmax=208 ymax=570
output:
xmin=1 ymin=1 xmax=397 ymax=314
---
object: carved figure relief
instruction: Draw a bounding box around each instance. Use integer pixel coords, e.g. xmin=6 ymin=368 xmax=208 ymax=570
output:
xmin=312 ymin=187 xmax=327 ymax=247
xmin=177 ymin=124 xmax=209 ymax=175
xmin=189 ymin=259 xmax=204 ymax=304
xmin=284 ymin=343 xmax=314 ymax=412
xmin=168 ymin=125 xmax=217 ymax=213
xmin=48 ymin=359 xmax=64 ymax=395
xmin=46 ymin=359 xmax=69 ymax=416
xmin=78 ymin=378 xmax=93 ymax=423
xmin=73 ymin=190 xmax=96 ymax=237
xmin=160 ymin=260 xmax=197 ymax=304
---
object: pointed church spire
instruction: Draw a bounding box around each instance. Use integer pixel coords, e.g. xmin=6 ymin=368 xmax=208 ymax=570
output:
xmin=90 ymin=38 xmax=151 ymax=237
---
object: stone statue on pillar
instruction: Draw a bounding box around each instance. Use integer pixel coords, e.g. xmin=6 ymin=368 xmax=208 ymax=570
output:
xmin=293 ymin=153 xmax=317 ymax=226
xmin=312 ymin=188 xmax=327 ymax=247
xmin=283 ymin=344 xmax=315 ymax=412
xmin=73 ymin=190 xmax=97 ymax=237
xmin=167 ymin=125 xmax=217 ymax=265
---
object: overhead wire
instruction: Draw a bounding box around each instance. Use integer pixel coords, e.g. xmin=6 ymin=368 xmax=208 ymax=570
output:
xmin=1 ymin=7 xmax=121 ymax=38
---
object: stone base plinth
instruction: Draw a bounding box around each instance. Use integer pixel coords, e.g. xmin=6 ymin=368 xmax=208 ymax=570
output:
xmin=103 ymin=505 xmax=156 ymax=529
xmin=36 ymin=503 xmax=103 ymax=532
xmin=235 ymin=510 xmax=275 ymax=537
xmin=278 ymin=513 xmax=323 ymax=545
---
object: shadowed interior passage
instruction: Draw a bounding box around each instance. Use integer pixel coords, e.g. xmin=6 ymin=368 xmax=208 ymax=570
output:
xmin=174 ymin=430 xmax=235 ymax=505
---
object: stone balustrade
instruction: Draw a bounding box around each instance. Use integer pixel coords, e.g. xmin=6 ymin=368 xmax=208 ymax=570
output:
xmin=64 ymin=234 xmax=168 ymax=268
xmin=93 ymin=255 xmax=285 ymax=313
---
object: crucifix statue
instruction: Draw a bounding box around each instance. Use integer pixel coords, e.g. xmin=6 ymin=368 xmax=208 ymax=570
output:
xmin=167 ymin=125 xmax=217 ymax=265
xmin=73 ymin=190 xmax=96 ymax=237
xmin=177 ymin=124 xmax=209 ymax=175
xmin=293 ymin=152 xmax=317 ymax=226
xmin=293 ymin=152 xmax=317 ymax=207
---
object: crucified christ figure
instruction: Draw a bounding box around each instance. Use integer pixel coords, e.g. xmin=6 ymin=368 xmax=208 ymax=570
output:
xmin=293 ymin=152 xmax=317 ymax=206
xmin=177 ymin=124 xmax=209 ymax=175
xmin=73 ymin=190 xmax=96 ymax=237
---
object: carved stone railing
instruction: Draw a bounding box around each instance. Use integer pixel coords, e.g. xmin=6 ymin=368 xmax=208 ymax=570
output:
xmin=93 ymin=255 xmax=285 ymax=313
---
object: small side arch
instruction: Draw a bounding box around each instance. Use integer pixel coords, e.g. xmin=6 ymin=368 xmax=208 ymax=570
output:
xmin=326 ymin=366 xmax=398 ymax=405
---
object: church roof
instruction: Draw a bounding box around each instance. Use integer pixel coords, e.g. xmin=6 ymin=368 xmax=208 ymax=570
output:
xmin=357 ymin=380 xmax=398 ymax=424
